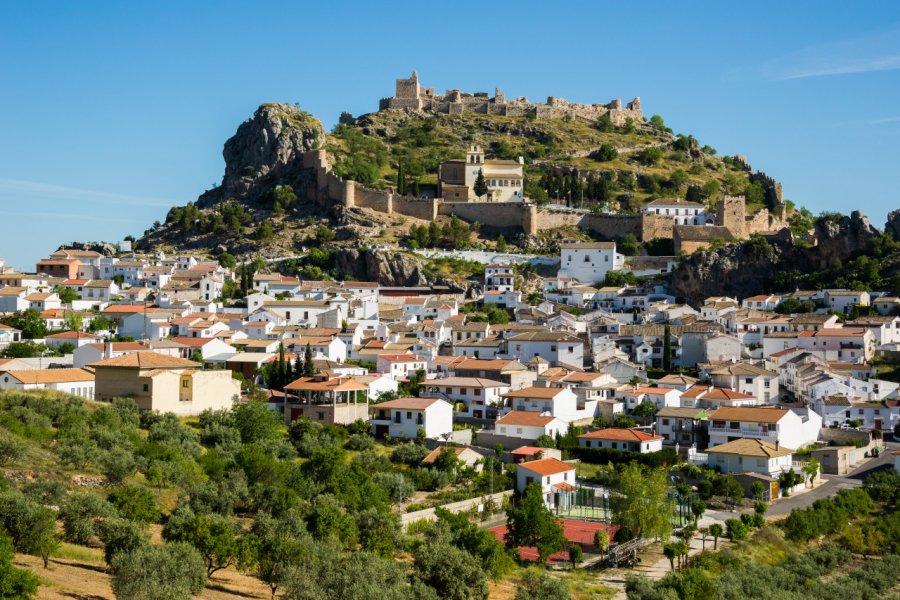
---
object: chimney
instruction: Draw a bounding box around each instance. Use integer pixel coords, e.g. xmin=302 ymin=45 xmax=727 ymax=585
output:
xmin=103 ymin=342 xmax=113 ymax=359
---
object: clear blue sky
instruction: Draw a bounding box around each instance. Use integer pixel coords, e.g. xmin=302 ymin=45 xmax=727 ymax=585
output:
xmin=2 ymin=1 xmax=899 ymax=270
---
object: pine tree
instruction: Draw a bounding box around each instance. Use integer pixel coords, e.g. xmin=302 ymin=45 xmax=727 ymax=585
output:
xmin=473 ymin=168 xmax=488 ymax=200
xmin=275 ymin=344 xmax=286 ymax=390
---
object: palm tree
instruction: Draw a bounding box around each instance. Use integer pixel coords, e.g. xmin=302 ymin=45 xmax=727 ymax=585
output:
xmin=709 ymin=523 xmax=723 ymax=550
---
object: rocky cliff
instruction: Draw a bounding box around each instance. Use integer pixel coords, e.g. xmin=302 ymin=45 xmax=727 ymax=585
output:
xmin=334 ymin=249 xmax=428 ymax=287
xmin=671 ymin=211 xmax=881 ymax=305
xmin=197 ymin=103 xmax=325 ymax=208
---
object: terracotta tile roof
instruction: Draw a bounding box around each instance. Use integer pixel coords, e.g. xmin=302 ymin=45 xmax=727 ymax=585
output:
xmin=422 ymin=446 xmax=470 ymax=463
xmin=2 ymin=368 xmax=95 ymax=384
xmin=495 ymin=411 xmax=557 ymax=426
xmin=45 ymin=331 xmax=102 ymax=340
xmin=101 ymin=304 xmax=158 ymax=314
xmin=284 ymin=376 xmax=367 ymax=392
xmin=709 ymin=406 xmax=789 ymax=423
xmin=89 ymin=351 xmax=198 ymax=369
xmin=455 ymin=358 xmax=524 ymax=371
xmin=86 ymin=342 xmax=149 ymax=352
xmin=707 ymin=438 xmax=794 ymax=457
xmin=627 ymin=386 xmax=676 ymax=397
xmin=169 ymin=337 xmax=222 ymax=348
xmin=378 ymin=354 xmax=422 ymax=363
xmin=428 ymin=377 xmax=508 ymax=388
xmin=517 ymin=457 xmax=574 ymax=476
xmin=511 ymin=446 xmax=550 ymax=456
xmin=579 ymin=428 xmax=663 ymax=442
xmin=553 ymin=482 xmax=577 ymax=491
xmin=373 ymin=397 xmax=442 ymax=410
xmin=703 ymin=388 xmax=755 ymax=401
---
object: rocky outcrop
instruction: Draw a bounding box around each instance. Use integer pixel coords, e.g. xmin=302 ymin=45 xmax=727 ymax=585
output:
xmin=197 ymin=103 xmax=325 ymax=208
xmin=886 ymin=210 xmax=900 ymax=241
xmin=672 ymin=211 xmax=880 ymax=306
xmin=334 ymin=249 xmax=428 ymax=287
xmin=57 ymin=241 xmax=118 ymax=256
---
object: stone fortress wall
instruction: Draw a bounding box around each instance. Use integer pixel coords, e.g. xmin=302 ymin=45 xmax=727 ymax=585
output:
xmin=303 ymin=149 xmax=787 ymax=244
xmin=379 ymin=71 xmax=643 ymax=126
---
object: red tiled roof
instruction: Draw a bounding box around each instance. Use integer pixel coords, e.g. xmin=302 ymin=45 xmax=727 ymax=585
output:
xmin=579 ymin=428 xmax=663 ymax=442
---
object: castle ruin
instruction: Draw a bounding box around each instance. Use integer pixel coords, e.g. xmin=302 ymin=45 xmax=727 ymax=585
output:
xmin=379 ymin=71 xmax=644 ymax=125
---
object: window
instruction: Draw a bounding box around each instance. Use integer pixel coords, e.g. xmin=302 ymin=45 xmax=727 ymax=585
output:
xmin=143 ymin=384 xmax=149 ymax=392
xmin=182 ymin=380 xmax=189 ymax=388
xmin=662 ymin=418 xmax=670 ymax=426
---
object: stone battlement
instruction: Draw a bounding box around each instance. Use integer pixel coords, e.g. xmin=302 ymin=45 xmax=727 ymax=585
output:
xmin=379 ymin=71 xmax=643 ymax=126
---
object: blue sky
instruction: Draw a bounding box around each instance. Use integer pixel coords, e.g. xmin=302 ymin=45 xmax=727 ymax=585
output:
xmin=1 ymin=1 xmax=899 ymax=270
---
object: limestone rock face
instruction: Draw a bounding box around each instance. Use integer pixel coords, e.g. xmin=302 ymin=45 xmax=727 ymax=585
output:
xmin=198 ymin=103 xmax=324 ymax=208
xmin=886 ymin=209 xmax=900 ymax=241
xmin=334 ymin=249 xmax=428 ymax=287
xmin=672 ymin=211 xmax=879 ymax=306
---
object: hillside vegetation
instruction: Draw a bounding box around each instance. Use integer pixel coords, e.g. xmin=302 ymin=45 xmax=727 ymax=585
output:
xmin=328 ymin=110 xmax=766 ymax=213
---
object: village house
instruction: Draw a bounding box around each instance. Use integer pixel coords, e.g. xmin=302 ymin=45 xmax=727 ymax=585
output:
xmin=505 ymin=331 xmax=584 ymax=369
xmin=0 ymin=368 xmax=95 ymax=399
xmin=656 ymin=407 xmax=710 ymax=449
xmin=823 ymin=290 xmax=870 ymax=314
xmin=706 ymin=362 xmax=779 ymax=402
xmin=421 ymin=376 xmax=509 ymax=419
xmin=578 ymin=428 xmax=664 ymax=453
xmin=0 ymin=324 xmax=21 ymax=349
xmin=90 ymin=351 xmax=240 ymax=416
xmin=556 ymin=242 xmax=625 ymax=285
xmin=796 ymin=328 xmax=875 ymax=361
xmin=707 ymin=406 xmax=822 ymax=450
xmin=376 ymin=354 xmax=427 ymax=380
xmin=515 ymin=457 xmax=577 ymax=509
xmin=500 ymin=386 xmax=579 ymax=422
xmin=370 ymin=397 xmax=453 ymax=440
xmin=705 ymin=438 xmax=795 ymax=478
xmin=283 ymin=373 xmax=370 ymax=425
xmin=495 ymin=411 xmax=567 ymax=442
xmin=451 ymin=358 xmax=536 ymax=390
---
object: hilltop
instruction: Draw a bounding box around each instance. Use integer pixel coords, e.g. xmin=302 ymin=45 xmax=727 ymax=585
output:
xmin=136 ymin=74 xmax=782 ymax=271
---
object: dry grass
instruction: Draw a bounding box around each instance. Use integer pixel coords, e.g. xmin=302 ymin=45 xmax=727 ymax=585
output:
xmin=19 ymin=553 xmax=272 ymax=600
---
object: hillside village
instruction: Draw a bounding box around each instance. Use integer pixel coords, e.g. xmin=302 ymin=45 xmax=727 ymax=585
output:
xmin=0 ymin=73 xmax=899 ymax=600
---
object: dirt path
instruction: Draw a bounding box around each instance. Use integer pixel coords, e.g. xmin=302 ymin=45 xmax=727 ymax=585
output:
xmin=594 ymin=534 xmax=730 ymax=599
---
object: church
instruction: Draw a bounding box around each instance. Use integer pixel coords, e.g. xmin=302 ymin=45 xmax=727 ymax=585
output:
xmin=438 ymin=145 xmax=525 ymax=203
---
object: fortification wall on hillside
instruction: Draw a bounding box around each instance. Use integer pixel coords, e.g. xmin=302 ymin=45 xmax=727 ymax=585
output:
xmin=378 ymin=71 xmax=643 ymax=125
xmin=301 ymin=149 xmax=786 ymax=243
xmin=438 ymin=202 xmax=537 ymax=235
xmin=582 ymin=214 xmax=643 ymax=240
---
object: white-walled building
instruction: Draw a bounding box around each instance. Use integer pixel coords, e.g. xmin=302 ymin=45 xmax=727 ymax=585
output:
xmin=495 ymin=411 xmax=567 ymax=441
xmin=578 ymin=428 xmax=664 ymax=453
xmin=370 ymin=397 xmax=453 ymax=440
xmin=706 ymin=438 xmax=795 ymax=478
xmin=0 ymin=368 xmax=95 ymax=399
xmin=422 ymin=376 xmax=509 ymax=419
xmin=557 ymin=242 xmax=625 ymax=284
xmin=708 ymin=406 xmax=822 ymax=450
xmin=515 ymin=457 xmax=577 ymax=509
xmin=500 ymin=386 xmax=579 ymax=422
xmin=642 ymin=198 xmax=709 ymax=225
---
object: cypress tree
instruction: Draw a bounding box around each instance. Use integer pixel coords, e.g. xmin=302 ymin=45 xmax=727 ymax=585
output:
xmin=304 ymin=343 xmax=315 ymax=377
xmin=663 ymin=325 xmax=673 ymax=372
xmin=473 ymin=168 xmax=488 ymax=200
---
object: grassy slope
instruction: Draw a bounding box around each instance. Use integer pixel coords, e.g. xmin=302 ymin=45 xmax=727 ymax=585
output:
xmin=327 ymin=109 xmax=754 ymax=208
